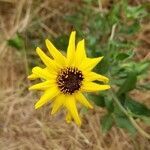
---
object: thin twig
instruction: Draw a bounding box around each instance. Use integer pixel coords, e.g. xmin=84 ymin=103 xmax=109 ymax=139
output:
xmin=109 ymin=24 xmax=117 ymax=41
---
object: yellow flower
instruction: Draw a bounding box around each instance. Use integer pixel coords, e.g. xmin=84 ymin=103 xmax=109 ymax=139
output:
xmin=28 ymin=31 xmax=110 ymax=126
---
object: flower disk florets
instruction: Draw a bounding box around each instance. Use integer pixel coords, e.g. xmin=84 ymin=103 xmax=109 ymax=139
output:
xmin=57 ymin=67 xmax=84 ymax=94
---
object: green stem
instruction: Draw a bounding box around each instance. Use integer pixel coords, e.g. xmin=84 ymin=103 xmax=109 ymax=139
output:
xmin=110 ymin=89 xmax=150 ymax=139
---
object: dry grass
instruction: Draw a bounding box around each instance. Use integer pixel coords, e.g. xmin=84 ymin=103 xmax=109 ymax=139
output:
xmin=0 ymin=0 xmax=150 ymax=150
xmin=0 ymin=88 xmax=150 ymax=150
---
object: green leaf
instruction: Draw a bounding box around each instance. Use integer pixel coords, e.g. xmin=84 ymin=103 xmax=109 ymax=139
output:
xmin=88 ymin=94 xmax=105 ymax=107
xmin=129 ymin=112 xmax=150 ymax=125
xmin=141 ymin=116 xmax=150 ymax=125
xmin=120 ymin=21 xmax=140 ymax=35
xmin=112 ymin=78 xmax=125 ymax=86
xmin=114 ymin=104 xmax=126 ymax=117
xmin=135 ymin=60 xmax=150 ymax=75
xmin=105 ymin=98 xmax=114 ymax=113
xmin=126 ymin=5 xmax=147 ymax=19
xmin=114 ymin=116 xmax=137 ymax=134
xmin=98 ymin=58 xmax=109 ymax=74
xmin=117 ymin=71 xmax=137 ymax=95
xmin=109 ymin=40 xmax=135 ymax=50
xmin=125 ymin=96 xmax=150 ymax=117
xmin=116 ymin=52 xmax=130 ymax=60
xmin=7 ymin=34 xmax=24 ymax=50
xmin=101 ymin=114 xmax=113 ymax=134
xmin=108 ymin=2 xmax=121 ymax=25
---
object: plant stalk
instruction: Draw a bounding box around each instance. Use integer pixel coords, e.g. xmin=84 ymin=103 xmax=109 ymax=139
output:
xmin=110 ymin=89 xmax=150 ymax=139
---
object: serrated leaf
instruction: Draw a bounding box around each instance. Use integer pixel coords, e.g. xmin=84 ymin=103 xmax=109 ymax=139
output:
xmin=117 ymin=71 xmax=137 ymax=95
xmin=115 ymin=116 xmax=137 ymax=134
xmin=125 ymin=96 xmax=150 ymax=117
xmin=101 ymin=114 xmax=113 ymax=134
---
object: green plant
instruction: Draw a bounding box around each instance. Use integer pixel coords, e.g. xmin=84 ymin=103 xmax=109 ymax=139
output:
xmin=7 ymin=0 xmax=150 ymax=138
xmin=63 ymin=0 xmax=150 ymax=138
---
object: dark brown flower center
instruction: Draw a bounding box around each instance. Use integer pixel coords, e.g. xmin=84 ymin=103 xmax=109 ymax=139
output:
xmin=57 ymin=67 xmax=84 ymax=94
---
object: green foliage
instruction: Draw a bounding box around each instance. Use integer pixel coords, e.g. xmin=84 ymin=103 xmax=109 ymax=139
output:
xmin=120 ymin=20 xmax=140 ymax=35
xmin=135 ymin=60 xmax=150 ymax=75
xmin=105 ymin=98 xmax=114 ymax=113
xmin=7 ymin=34 xmax=24 ymax=50
xmin=114 ymin=116 xmax=137 ymax=134
xmin=87 ymin=94 xmax=105 ymax=107
xmin=64 ymin=0 xmax=149 ymax=135
xmin=101 ymin=113 xmax=113 ymax=134
xmin=125 ymin=5 xmax=147 ymax=19
xmin=116 ymin=52 xmax=130 ymax=60
xmin=140 ymin=116 xmax=150 ymax=125
xmin=117 ymin=71 xmax=137 ymax=96
xmin=125 ymin=96 xmax=150 ymax=117
xmin=19 ymin=0 xmax=149 ymax=136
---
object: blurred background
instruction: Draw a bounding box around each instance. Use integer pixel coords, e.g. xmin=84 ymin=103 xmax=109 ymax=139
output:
xmin=0 ymin=0 xmax=150 ymax=149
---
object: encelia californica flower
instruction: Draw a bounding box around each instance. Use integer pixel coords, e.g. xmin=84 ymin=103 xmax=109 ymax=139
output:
xmin=28 ymin=31 xmax=110 ymax=126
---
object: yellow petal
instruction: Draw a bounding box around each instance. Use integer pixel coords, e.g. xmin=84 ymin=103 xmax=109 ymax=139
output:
xmin=36 ymin=47 xmax=60 ymax=71
xmin=75 ymin=39 xmax=86 ymax=67
xmin=82 ymin=81 xmax=110 ymax=92
xmin=45 ymin=39 xmax=66 ymax=66
xmin=28 ymin=67 xmax=55 ymax=80
xmin=65 ymin=112 xmax=72 ymax=124
xmin=84 ymin=72 xmax=109 ymax=83
xmin=35 ymin=86 xmax=59 ymax=109
xmin=28 ymin=74 xmax=38 ymax=80
xmin=65 ymin=95 xmax=81 ymax=126
xmin=32 ymin=67 xmax=56 ymax=80
xmin=75 ymin=92 xmax=93 ymax=109
xmin=51 ymin=94 xmax=65 ymax=114
xmin=29 ymin=80 xmax=55 ymax=90
xmin=67 ymin=31 xmax=76 ymax=65
xmin=79 ymin=57 xmax=103 ymax=71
